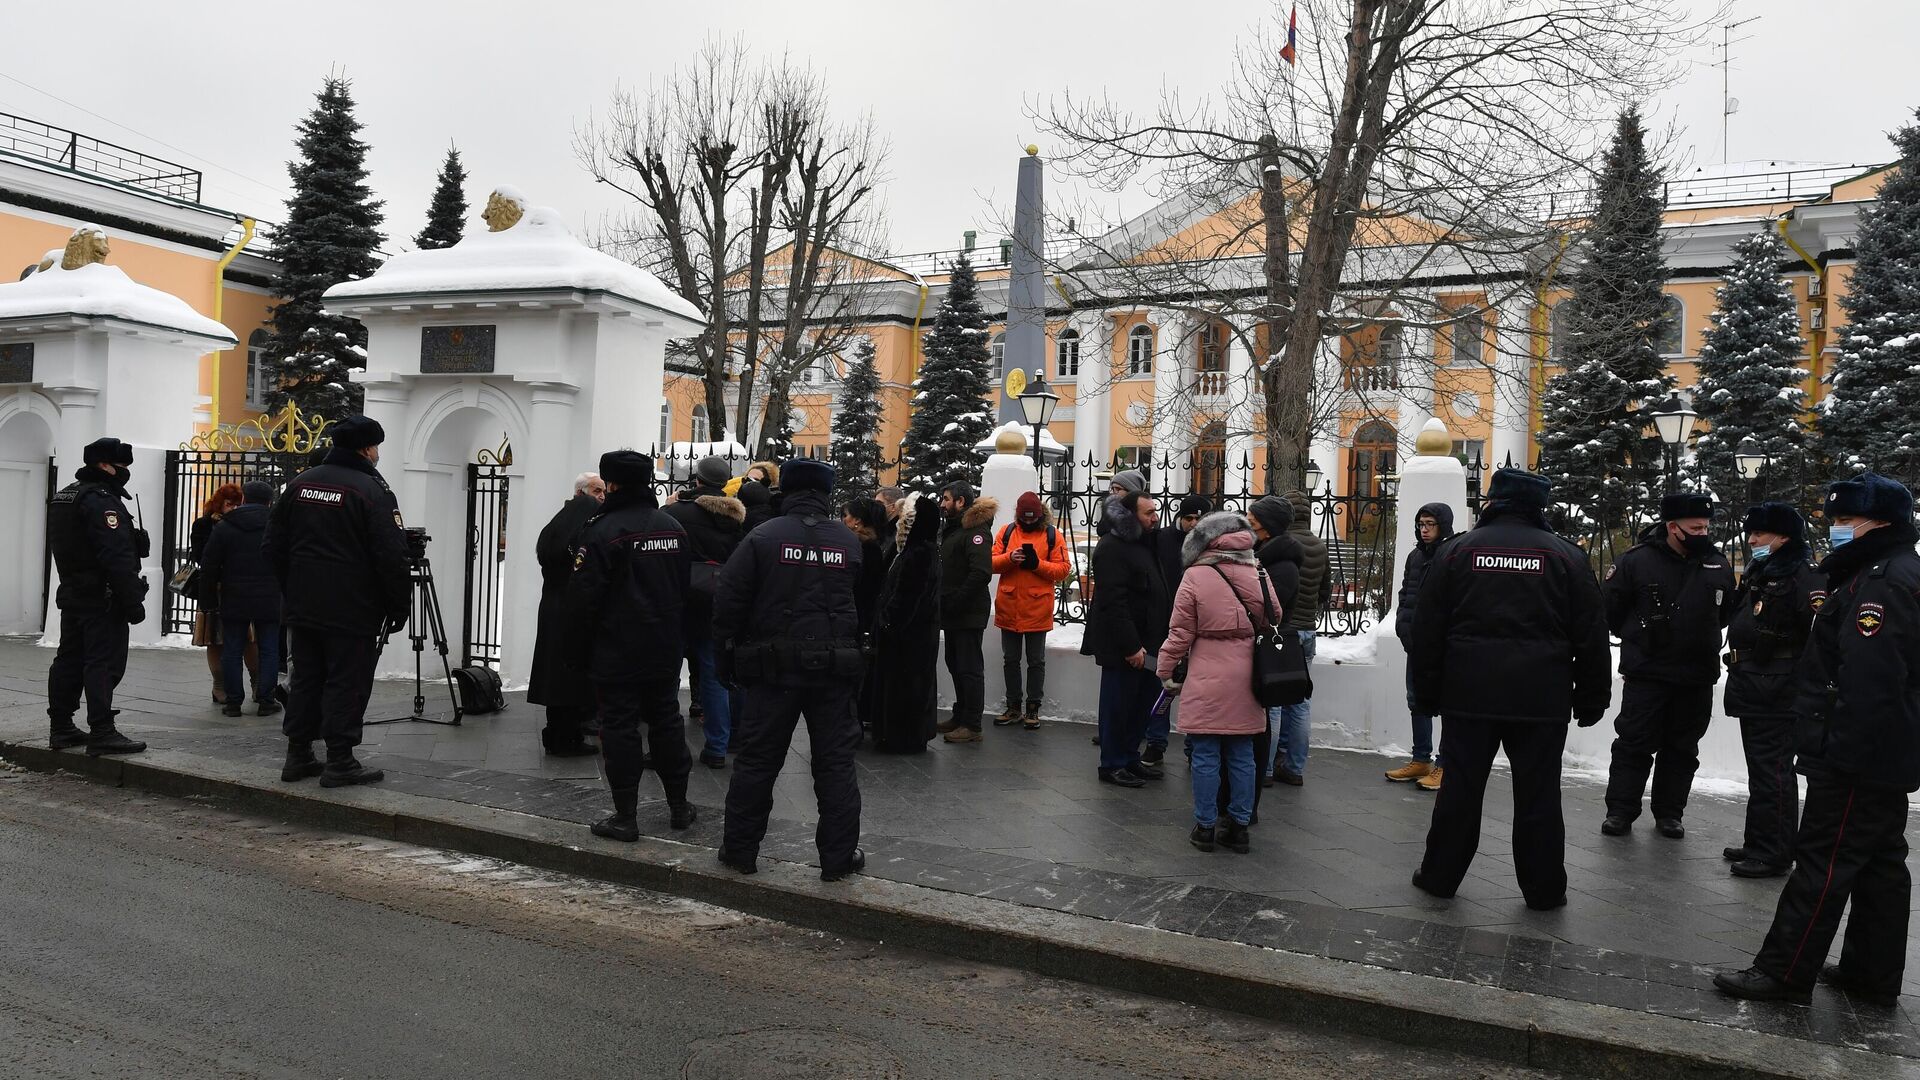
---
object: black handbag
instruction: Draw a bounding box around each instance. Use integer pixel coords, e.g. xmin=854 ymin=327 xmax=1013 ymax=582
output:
xmin=1208 ymin=564 xmax=1312 ymax=708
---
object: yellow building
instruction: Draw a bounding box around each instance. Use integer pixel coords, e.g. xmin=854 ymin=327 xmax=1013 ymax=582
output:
xmin=0 ymin=111 xmax=277 ymax=429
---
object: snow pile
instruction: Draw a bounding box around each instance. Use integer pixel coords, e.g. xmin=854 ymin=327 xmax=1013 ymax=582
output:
xmin=974 ymin=420 xmax=1067 ymax=455
xmin=0 ymin=262 xmax=236 ymax=343
xmin=1315 ymin=632 xmax=1378 ymax=664
xmin=325 ymin=203 xmax=704 ymax=325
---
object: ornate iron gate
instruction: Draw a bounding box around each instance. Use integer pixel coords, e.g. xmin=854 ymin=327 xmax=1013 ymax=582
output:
xmin=462 ymin=460 xmax=510 ymax=669
xmin=161 ymin=448 xmax=310 ymax=636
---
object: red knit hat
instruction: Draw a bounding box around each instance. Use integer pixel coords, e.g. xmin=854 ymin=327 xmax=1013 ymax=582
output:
xmin=1016 ymin=491 xmax=1044 ymax=520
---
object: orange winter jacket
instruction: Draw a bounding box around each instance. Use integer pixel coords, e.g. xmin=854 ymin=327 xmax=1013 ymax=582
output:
xmin=992 ymin=511 xmax=1072 ymax=633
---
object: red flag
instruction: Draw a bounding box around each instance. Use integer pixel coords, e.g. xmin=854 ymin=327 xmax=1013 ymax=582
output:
xmin=1280 ymin=6 xmax=1298 ymax=66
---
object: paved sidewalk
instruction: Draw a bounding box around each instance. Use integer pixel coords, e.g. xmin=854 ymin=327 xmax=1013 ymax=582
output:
xmin=2 ymin=638 xmax=1916 ymax=1063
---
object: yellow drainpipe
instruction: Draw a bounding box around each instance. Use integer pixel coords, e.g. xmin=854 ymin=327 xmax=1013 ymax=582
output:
xmin=1775 ymin=215 xmax=1825 ymax=393
xmin=209 ymin=218 xmax=257 ymax=429
xmin=1528 ymin=234 xmax=1571 ymax=466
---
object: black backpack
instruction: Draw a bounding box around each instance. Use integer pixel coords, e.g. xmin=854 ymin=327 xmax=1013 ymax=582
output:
xmin=451 ymin=665 xmax=506 ymax=715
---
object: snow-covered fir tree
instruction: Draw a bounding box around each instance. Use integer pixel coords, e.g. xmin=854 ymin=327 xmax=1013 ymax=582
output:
xmin=1691 ymin=229 xmax=1810 ymax=508
xmin=414 ymin=145 xmax=468 ymax=251
xmin=761 ymin=412 xmax=796 ymax=462
xmin=1536 ymin=107 xmax=1675 ymax=523
xmin=267 ymin=76 xmax=385 ymax=421
xmin=829 ymin=337 xmax=889 ymax=501
xmin=901 ymin=256 xmax=994 ymax=490
xmin=1819 ymin=110 xmax=1920 ymax=486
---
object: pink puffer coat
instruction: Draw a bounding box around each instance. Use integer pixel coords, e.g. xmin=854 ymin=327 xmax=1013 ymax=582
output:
xmin=1156 ymin=517 xmax=1277 ymax=736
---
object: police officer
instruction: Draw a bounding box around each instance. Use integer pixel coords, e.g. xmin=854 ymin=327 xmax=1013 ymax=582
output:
xmin=265 ymin=415 xmax=410 ymax=787
xmin=1722 ymin=502 xmax=1823 ymax=879
xmin=565 ymin=450 xmax=696 ymax=841
xmin=1409 ymin=469 xmax=1611 ymax=910
xmin=1716 ymin=473 xmax=1920 ymax=1006
xmin=1600 ymin=491 xmax=1737 ymax=839
xmin=45 ymin=436 xmax=150 ymax=755
xmin=712 ymin=458 xmax=866 ymax=881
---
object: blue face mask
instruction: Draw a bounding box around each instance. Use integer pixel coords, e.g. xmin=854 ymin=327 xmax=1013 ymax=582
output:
xmin=1830 ymin=526 xmax=1855 ymax=550
xmin=1749 ymin=544 xmax=1771 ymax=560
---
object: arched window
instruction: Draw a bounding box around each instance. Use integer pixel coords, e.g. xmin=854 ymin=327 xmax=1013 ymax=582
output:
xmin=1451 ymin=310 xmax=1485 ymax=367
xmin=1655 ymin=295 xmax=1685 ymax=357
xmin=1056 ymin=328 xmax=1080 ymax=378
xmin=990 ymin=332 xmax=1006 ymax=367
xmin=245 ymin=329 xmax=270 ymax=409
xmin=1127 ymin=324 xmax=1155 ymax=376
xmin=658 ymin=401 xmax=671 ymax=448
xmin=690 ymin=404 xmax=709 ymax=444
xmin=1550 ymin=302 xmax=1574 ymax=361
xmin=1377 ymin=325 xmax=1404 ymax=369
xmin=1349 ymin=420 xmax=1397 ymax=500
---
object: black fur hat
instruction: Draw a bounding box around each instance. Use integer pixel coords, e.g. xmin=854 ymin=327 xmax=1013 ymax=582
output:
xmin=598 ymin=450 xmax=653 ymax=487
xmin=1825 ymin=472 xmax=1914 ymax=524
xmin=781 ymin=458 xmax=835 ymax=495
xmin=82 ymin=437 xmax=134 ymax=467
xmin=328 ymin=415 xmax=385 ymax=451
xmin=1740 ymin=501 xmax=1804 ymax=542
xmin=1659 ymin=491 xmax=1715 ymax=521
xmin=1484 ymin=468 xmax=1551 ymax=510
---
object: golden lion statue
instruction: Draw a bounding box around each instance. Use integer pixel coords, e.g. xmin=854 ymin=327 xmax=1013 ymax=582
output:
xmin=481 ymin=188 xmax=525 ymax=233
xmin=59 ymin=227 xmax=111 ymax=270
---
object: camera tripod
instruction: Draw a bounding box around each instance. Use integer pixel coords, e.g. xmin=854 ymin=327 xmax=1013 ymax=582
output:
xmin=369 ymin=553 xmax=464 ymax=726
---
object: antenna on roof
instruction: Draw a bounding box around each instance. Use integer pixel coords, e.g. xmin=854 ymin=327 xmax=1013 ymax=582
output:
xmin=1717 ymin=15 xmax=1762 ymax=164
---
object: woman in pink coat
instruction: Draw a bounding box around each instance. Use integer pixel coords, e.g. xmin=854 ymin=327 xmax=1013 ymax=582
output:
xmin=1157 ymin=512 xmax=1279 ymax=853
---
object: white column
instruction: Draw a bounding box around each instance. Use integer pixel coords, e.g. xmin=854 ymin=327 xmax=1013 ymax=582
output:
xmin=1395 ymin=322 xmax=1435 ymax=468
xmin=497 ymin=380 xmax=580 ymax=689
xmin=1150 ymin=311 xmax=1190 ymax=490
xmin=1307 ymin=334 xmax=1342 ymax=513
xmin=1489 ymin=295 xmax=1533 ymax=471
xmin=1072 ymin=313 xmax=1111 ymax=487
xmin=1224 ymin=316 xmax=1256 ymax=500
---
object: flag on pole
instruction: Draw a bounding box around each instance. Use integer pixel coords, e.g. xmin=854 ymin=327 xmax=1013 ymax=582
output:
xmin=1280 ymin=5 xmax=1298 ymax=66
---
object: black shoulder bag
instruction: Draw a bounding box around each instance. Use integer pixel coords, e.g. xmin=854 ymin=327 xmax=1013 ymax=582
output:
xmin=1207 ymin=563 xmax=1312 ymax=708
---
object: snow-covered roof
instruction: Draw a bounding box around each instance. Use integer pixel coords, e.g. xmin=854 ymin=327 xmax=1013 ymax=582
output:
xmin=325 ymin=203 xmax=705 ymax=329
xmin=0 ymin=261 xmax=236 ymax=343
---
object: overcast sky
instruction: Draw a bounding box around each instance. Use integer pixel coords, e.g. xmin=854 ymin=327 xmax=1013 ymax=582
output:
xmin=3 ymin=0 xmax=1914 ymax=256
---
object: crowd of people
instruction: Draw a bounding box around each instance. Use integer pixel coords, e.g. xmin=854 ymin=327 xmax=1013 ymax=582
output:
xmin=39 ymin=421 xmax=1920 ymax=1007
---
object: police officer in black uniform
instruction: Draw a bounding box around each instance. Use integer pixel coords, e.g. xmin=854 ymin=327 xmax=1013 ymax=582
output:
xmin=565 ymin=449 xmax=696 ymax=841
xmin=45 ymin=436 xmax=150 ymax=755
xmin=265 ymin=415 xmax=410 ymax=787
xmin=1409 ymin=468 xmax=1612 ymax=910
xmin=1722 ymin=502 xmax=1824 ymax=879
xmin=1716 ymin=473 xmax=1920 ymax=1006
xmin=1600 ymin=491 xmax=1737 ymax=839
xmin=712 ymin=458 xmax=867 ymax=881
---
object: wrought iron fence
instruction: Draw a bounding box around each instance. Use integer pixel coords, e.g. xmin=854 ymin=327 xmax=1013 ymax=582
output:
xmin=161 ymin=449 xmax=311 ymax=636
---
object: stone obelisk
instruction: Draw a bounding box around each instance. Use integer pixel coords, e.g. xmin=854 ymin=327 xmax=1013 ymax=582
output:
xmin=1000 ymin=145 xmax=1046 ymax=425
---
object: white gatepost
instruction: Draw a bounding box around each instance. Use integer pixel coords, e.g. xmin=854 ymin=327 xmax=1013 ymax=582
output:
xmin=326 ymin=192 xmax=704 ymax=687
xmin=1490 ymin=295 xmax=1534 ymax=470
xmin=1150 ymin=311 xmax=1191 ymax=491
xmin=1224 ymin=317 xmax=1257 ymax=498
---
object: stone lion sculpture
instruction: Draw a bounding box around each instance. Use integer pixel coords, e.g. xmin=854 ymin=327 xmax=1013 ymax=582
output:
xmin=59 ymin=227 xmax=111 ymax=270
xmin=481 ymin=187 xmax=527 ymax=233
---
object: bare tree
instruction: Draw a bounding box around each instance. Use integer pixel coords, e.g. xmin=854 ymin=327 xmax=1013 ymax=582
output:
xmin=1033 ymin=0 xmax=1718 ymax=483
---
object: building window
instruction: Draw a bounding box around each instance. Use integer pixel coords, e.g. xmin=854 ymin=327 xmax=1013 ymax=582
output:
xmin=1127 ymin=325 xmax=1155 ymax=376
xmin=1112 ymin=445 xmax=1152 ymax=479
xmin=658 ymin=402 xmax=671 ymax=447
xmin=1550 ymin=302 xmax=1573 ymax=361
xmin=1450 ymin=438 xmax=1487 ymax=470
xmin=1198 ymin=322 xmax=1227 ymax=372
xmin=1056 ymin=328 xmax=1081 ymax=378
xmin=245 ymin=329 xmax=270 ymax=409
xmin=990 ymin=332 xmax=1006 ymax=367
xmin=1450 ymin=311 xmax=1485 ymax=367
xmin=1655 ymin=295 xmax=1685 ymax=357
xmin=797 ymin=354 xmax=835 ymax=386
xmin=691 ymin=404 xmax=710 ymax=444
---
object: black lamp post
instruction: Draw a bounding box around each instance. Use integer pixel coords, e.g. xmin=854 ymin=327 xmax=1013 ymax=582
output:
xmin=1734 ymin=436 xmax=1769 ymax=504
xmin=1303 ymin=459 xmax=1324 ymax=493
xmin=1645 ymin=394 xmax=1698 ymax=492
xmin=1017 ymin=369 xmax=1059 ymax=471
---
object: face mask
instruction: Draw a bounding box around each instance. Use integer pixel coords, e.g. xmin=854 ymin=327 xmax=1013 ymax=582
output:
xmin=1681 ymin=533 xmax=1716 ymax=558
xmin=1748 ymin=544 xmax=1770 ymax=560
xmin=1830 ymin=525 xmax=1855 ymax=549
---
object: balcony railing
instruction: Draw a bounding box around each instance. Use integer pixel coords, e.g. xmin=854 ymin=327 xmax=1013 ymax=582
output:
xmin=0 ymin=110 xmax=202 ymax=202
xmin=1343 ymin=364 xmax=1399 ymax=393
xmin=1192 ymin=370 xmax=1228 ymax=398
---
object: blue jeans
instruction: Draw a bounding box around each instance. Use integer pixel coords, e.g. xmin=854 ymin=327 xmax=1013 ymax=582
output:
xmin=1269 ymin=630 xmax=1316 ymax=775
xmin=1405 ymin=665 xmax=1440 ymax=765
xmin=221 ymin=617 xmax=279 ymax=706
xmin=1190 ymin=734 xmax=1255 ymax=827
xmin=691 ymin=638 xmax=737 ymax=758
xmin=1098 ymin=665 xmax=1160 ymax=772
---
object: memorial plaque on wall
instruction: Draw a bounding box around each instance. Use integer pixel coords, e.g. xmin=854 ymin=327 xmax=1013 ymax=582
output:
xmin=420 ymin=325 xmax=496 ymax=373
xmin=0 ymin=343 xmax=33 ymax=384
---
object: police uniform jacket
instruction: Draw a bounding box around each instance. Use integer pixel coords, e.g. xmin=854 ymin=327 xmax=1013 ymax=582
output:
xmin=1082 ymin=497 xmax=1172 ymax=668
xmin=48 ymin=465 xmax=146 ymax=620
xmin=1792 ymin=522 xmax=1920 ymax=792
xmin=938 ymin=498 xmax=997 ymax=631
xmin=265 ymin=448 xmax=411 ymax=637
xmin=1410 ymin=505 xmax=1611 ymax=725
xmin=1724 ymin=541 xmax=1823 ymax=718
xmin=1604 ymin=525 xmax=1737 ymax=686
xmin=710 ymin=488 xmax=864 ymax=686
xmin=564 ymin=486 xmax=689 ymax=684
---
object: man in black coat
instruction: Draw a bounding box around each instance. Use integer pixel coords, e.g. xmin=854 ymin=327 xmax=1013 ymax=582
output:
xmin=1388 ymin=502 xmax=1456 ymax=787
xmin=1721 ymin=502 xmax=1823 ymax=879
xmin=45 ymin=436 xmax=149 ymax=756
xmin=935 ymin=482 xmax=996 ymax=744
xmin=868 ymin=494 xmax=941 ymax=753
xmin=664 ymin=455 xmax=748 ymax=768
xmin=528 ymin=471 xmax=603 ymax=757
xmin=200 ymin=481 xmax=283 ymax=719
xmin=1411 ymin=469 xmax=1611 ymax=911
xmin=1248 ymin=495 xmax=1304 ymax=784
xmin=1085 ymin=491 xmax=1171 ymax=788
xmin=713 ymin=458 xmax=867 ymax=881
xmin=266 ymin=416 xmax=410 ymax=787
xmin=1717 ymin=473 xmax=1920 ymax=1006
xmin=1601 ymin=491 xmax=1738 ymax=839
xmin=565 ymin=451 xmax=696 ymax=842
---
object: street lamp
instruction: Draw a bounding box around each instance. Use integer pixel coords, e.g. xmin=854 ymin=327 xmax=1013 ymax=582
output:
xmin=1303 ymin=459 xmax=1324 ymax=493
xmin=1734 ymin=436 xmax=1769 ymax=503
xmin=1017 ymin=369 xmax=1059 ymax=470
xmin=1645 ymin=394 xmax=1698 ymax=491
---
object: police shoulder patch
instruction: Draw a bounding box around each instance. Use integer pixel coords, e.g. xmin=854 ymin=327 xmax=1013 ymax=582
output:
xmin=393 ymin=510 xmax=405 ymax=528
xmin=1857 ymin=602 xmax=1885 ymax=638
xmin=1605 ymin=564 xmax=1616 ymax=580
xmin=572 ymin=549 xmax=585 ymax=572
xmin=1810 ymin=589 xmax=1827 ymax=612
xmin=103 ymin=510 xmax=120 ymax=529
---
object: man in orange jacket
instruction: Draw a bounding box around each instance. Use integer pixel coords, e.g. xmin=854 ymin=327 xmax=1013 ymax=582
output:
xmin=992 ymin=491 xmax=1073 ymax=730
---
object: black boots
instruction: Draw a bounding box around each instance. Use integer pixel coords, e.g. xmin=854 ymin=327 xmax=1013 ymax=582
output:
xmin=1655 ymin=818 xmax=1686 ymax=839
xmin=1218 ymin=820 xmax=1251 ymax=854
xmin=86 ymin=729 xmax=146 ymax=756
xmin=592 ymin=787 xmax=642 ymax=842
xmin=542 ymin=729 xmax=599 ymax=758
xmin=319 ymin=758 xmax=384 ymax=788
xmin=1600 ymin=815 xmax=1631 ymax=836
xmin=1189 ymin=824 xmax=1217 ymax=852
xmin=669 ymin=802 xmax=698 ymax=831
xmin=1713 ymin=967 xmax=1811 ymax=1004
xmin=48 ymin=720 xmax=89 ymax=750
xmin=821 ymin=848 xmax=866 ymax=882
xmin=281 ymin=742 xmax=324 ymax=782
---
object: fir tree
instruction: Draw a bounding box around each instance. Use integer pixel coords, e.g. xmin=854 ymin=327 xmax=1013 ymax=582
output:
xmin=267 ymin=76 xmax=385 ymax=421
xmin=830 ymin=337 xmax=890 ymax=501
xmin=901 ymin=256 xmax=995 ymax=490
xmin=1691 ymin=229 xmax=1810 ymax=508
xmin=1819 ymin=110 xmax=1920 ymax=486
xmin=414 ymin=144 xmax=468 ymax=251
xmin=1536 ymin=107 xmax=1675 ymax=523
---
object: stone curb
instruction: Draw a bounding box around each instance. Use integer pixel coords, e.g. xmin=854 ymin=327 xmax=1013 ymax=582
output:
xmin=2 ymin=737 xmax=1904 ymax=1080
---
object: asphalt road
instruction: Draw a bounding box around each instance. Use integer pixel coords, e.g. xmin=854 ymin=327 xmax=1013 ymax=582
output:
xmin=0 ymin=767 xmax=1547 ymax=1080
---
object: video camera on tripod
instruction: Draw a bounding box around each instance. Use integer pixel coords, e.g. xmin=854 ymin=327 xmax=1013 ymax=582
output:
xmin=370 ymin=524 xmax=467 ymax=727
xmin=403 ymin=525 xmax=431 ymax=565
